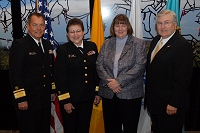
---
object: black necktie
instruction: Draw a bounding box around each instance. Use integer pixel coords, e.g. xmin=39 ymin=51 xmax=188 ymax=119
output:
xmin=38 ymin=42 xmax=44 ymax=53
xmin=78 ymin=47 xmax=84 ymax=53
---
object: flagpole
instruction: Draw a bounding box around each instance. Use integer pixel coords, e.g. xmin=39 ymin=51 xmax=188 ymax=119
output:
xmin=35 ymin=0 xmax=39 ymax=13
xmin=89 ymin=0 xmax=94 ymax=28
xmin=129 ymin=0 xmax=143 ymax=39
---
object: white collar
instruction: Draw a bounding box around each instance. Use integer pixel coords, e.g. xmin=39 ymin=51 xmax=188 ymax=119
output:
xmin=29 ymin=33 xmax=42 ymax=46
xmin=73 ymin=41 xmax=83 ymax=48
xmin=160 ymin=31 xmax=176 ymax=46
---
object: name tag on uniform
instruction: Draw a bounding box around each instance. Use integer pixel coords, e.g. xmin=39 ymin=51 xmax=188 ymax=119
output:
xmin=68 ymin=54 xmax=76 ymax=58
xmin=29 ymin=52 xmax=37 ymax=55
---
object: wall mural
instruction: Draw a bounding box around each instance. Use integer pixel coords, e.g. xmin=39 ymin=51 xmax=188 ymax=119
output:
xmin=0 ymin=0 xmax=200 ymax=70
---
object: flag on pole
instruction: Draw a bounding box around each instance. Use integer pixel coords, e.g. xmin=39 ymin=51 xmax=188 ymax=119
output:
xmin=36 ymin=0 xmax=63 ymax=133
xmin=37 ymin=0 xmax=57 ymax=60
xmin=89 ymin=0 xmax=104 ymax=133
xmin=90 ymin=0 xmax=104 ymax=52
xmin=129 ymin=0 xmax=143 ymax=39
xmin=50 ymin=97 xmax=64 ymax=133
xmin=166 ymin=0 xmax=181 ymax=32
xmin=129 ymin=0 xmax=151 ymax=133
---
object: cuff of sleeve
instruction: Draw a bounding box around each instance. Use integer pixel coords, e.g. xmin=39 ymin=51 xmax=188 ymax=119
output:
xmin=13 ymin=88 xmax=26 ymax=99
xmin=58 ymin=92 xmax=70 ymax=101
xmin=95 ymin=86 xmax=99 ymax=91
xmin=52 ymin=82 xmax=56 ymax=90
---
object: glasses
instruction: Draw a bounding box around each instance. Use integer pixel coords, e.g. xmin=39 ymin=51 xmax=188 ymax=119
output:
xmin=157 ymin=21 xmax=174 ymax=27
xmin=69 ymin=30 xmax=82 ymax=34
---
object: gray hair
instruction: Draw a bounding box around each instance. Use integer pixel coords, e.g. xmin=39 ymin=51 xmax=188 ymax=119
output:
xmin=155 ymin=9 xmax=178 ymax=25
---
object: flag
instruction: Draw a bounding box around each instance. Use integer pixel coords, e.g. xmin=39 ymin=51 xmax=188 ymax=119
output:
xmin=37 ymin=0 xmax=57 ymax=60
xmin=129 ymin=0 xmax=143 ymax=39
xmin=89 ymin=100 xmax=104 ymax=133
xmin=36 ymin=0 xmax=63 ymax=132
xmin=90 ymin=0 xmax=104 ymax=52
xmin=129 ymin=0 xmax=151 ymax=133
xmin=166 ymin=0 xmax=181 ymax=31
xmin=50 ymin=97 xmax=64 ymax=133
xmin=89 ymin=0 xmax=104 ymax=132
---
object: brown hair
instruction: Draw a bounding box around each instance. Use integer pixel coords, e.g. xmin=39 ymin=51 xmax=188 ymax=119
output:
xmin=66 ymin=18 xmax=84 ymax=33
xmin=27 ymin=13 xmax=45 ymax=24
xmin=110 ymin=14 xmax=133 ymax=36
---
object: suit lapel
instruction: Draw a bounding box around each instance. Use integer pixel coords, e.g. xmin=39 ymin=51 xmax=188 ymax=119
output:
xmin=83 ymin=41 xmax=98 ymax=60
xmin=68 ymin=41 xmax=85 ymax=58
xmin=42 ymin=40 xmax=48 ymax=54
xmin=26 ymin=34 xmax=44 ymax=60
xmin=119 ymin=36 xmax=132 ymax=59
xmin=149 ymin=40 xmax=158 ymax=56
xmin=107 ymin=38 xmax=116 ymax=63
xmin=42 ymin=39 xmax=52 ymax=61
xmin=83 ymin=42 xmax=89 ymax=57
xmin=153 ymin=43 xmax=171 ymax=62
xmin=151 ymin=32 xmax=178 ymax=64
xmin=149 ymin=37 xmax=161 ymax=64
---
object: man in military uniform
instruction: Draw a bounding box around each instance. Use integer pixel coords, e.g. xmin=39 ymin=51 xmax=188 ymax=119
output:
xmin=9 ymin=13 xmax=56 ymax=133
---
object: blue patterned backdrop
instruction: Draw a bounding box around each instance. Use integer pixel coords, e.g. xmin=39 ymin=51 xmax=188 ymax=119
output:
xmin=0 ymin=0 xmax=200 ymax=67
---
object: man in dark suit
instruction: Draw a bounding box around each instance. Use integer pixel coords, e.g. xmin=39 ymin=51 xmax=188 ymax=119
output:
xmin=146 ymin=9 xmax=193 ymax=133
xmin=54 ymin=18 xmax=100 ymax=133
xmin=9 ymin=13 xmax=56 ymax=133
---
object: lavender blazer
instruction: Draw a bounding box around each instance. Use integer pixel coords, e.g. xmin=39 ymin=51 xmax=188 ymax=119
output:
xmin=96 ymin=35 xmax=146 ymax=99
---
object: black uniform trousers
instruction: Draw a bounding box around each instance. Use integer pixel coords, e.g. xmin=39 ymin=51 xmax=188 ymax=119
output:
xmin=151 ymin=111 xmax=186 ymax=133
xmin=102 ymin=94 xmax=142 ymax=133
xmin=61 ymin=99 xmax=94 ymax=133
xmin=15 ymin=107 xmax=50 ymax=133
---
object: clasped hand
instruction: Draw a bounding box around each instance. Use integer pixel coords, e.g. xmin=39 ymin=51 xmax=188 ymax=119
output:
xmin=166 ymin=104 xmax=177 ymax=115
xmin=107 ymin=79 xmax=122 ymax=93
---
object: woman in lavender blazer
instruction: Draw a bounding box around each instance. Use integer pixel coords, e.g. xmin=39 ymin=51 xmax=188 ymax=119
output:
xmin=96 ymin=14 xmax=146 ymax=133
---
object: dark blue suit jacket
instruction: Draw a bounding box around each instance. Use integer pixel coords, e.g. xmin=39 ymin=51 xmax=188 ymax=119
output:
xmin=9 ymin=34 xmax=55 ymax=109
xmin=146 ymin=31 xmax=193 ymax=115
xmin=55 ymin=40 xmax=99 ymax=105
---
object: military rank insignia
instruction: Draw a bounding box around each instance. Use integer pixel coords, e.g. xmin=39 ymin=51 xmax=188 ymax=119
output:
xmin=87 ymin=50 xmax=95 ymax=56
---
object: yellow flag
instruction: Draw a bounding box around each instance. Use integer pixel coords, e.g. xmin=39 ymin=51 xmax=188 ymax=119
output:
xmin=90 ymin=0 xmax=104 ymax=52
xmin=90 ymin=1 xmax=104 ymax=132
xmin=89 ymin=100 xmax=105 ymax=133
